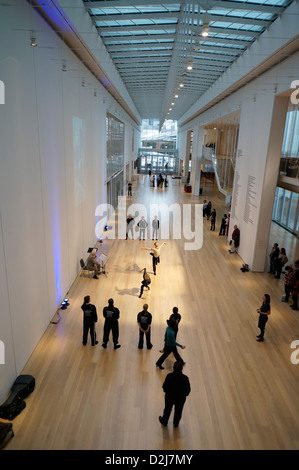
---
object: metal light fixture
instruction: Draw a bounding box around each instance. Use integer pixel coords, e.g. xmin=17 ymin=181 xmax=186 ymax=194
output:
xmin=30 ymin=31 xmax=37 ymax=47
xmin=201 ymin=23 xmax=209 ymax=37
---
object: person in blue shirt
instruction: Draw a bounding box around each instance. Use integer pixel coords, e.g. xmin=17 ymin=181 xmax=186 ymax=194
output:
xmin=156 ymin=319 xmax=185 ymax=370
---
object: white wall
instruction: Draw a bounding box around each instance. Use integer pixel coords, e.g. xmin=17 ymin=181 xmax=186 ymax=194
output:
xmin=0 ymin=1 xmax=137 ymax=402
xmin=178 ymin=50 xmax=299 ymax=271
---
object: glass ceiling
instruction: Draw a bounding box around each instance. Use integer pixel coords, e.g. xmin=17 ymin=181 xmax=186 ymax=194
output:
xmin=83 ymin=0 xmax=294 ymax=119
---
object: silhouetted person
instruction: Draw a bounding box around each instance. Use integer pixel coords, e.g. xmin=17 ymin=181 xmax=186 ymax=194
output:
xmin=159 ymin=361 xmax=191 ymax=428
xmin=81 ymin=295 xmax=98 ymax=346
xmin=102 ymin=298 xmax=121 ymax=349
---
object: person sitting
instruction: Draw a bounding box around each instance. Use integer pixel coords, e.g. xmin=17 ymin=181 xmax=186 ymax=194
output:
xmin=86 ymin=250 xmax=100 ymax=279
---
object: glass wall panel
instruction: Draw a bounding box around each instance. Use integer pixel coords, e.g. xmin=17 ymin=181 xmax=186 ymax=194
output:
xmin=272 ymin=187 xmax=299 ymax=236
xmin=106 ymin=113 xmax=124 ymax=180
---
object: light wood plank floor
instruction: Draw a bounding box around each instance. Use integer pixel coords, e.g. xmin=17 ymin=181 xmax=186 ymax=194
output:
xmin=5 ymin=176 xmax=299 ymax=450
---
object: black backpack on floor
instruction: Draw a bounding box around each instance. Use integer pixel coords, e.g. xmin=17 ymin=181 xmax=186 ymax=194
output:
xmin=0 ymin=375 xmax=35 ymax=420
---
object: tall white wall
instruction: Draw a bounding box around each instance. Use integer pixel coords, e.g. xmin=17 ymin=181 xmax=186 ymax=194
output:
xmin=0 ymin=1 xmax=137 ymax=402
xmin=178 ymin=50 xmax=299 ymax=271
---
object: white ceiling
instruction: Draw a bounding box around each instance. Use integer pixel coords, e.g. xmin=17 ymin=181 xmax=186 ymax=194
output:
xmin=83 ymin=0 xmax=294 ymax=122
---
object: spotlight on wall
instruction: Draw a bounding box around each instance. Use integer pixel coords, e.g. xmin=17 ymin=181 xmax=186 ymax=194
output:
xmin=63 ymin=298 xmax=70 ymax=306
xmin=61 ymin=301 xmax=68 ymax=310
xmin=30 ymin=32 xmax=37 ymax=47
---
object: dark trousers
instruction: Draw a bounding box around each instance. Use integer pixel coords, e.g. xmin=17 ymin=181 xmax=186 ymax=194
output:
xmin=161 ymin=395 xmax=186 ymax=427
xmin=138 ymin=329 xmax=152 ymax=349
xmin=292 ymin=293 xmax=298 ymax=310
xmin=151 ymin=254 xmax=159 ymax=274
xmin=83 ymin=320 xmax=96 ymax=345
xmin=284 ymin=284 xmax=292 ymax=302
xmin=219 ymin=224 xmax=225 ymax=235
xmin=258 ymin=314 xmax=268 ymax=339
xmin=210 ymin=219 xmax=215 ymax=230
xmin=103 ymin=320 xmax=119 ymax=345
xmin=156 ymin=345 xmax=183 ymax=367
xmin=139 ymin=281 xmax=150 ymax=297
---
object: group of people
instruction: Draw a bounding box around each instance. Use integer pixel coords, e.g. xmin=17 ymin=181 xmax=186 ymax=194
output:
xmin=150 ymin=173 xmax=168 ymax=188
xmin=269 ymin=242 xmax=288 ymax=279
xmin=269 ymin=243 xmax=299 ymax=311
xmin=126 ymin=214 xmax=160 ymax=241
xmin=81 ymin=296 xmax=190 ymax=428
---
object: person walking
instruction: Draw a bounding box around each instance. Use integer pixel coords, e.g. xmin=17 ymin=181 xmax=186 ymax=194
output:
xmin=256 ymin=294 xmax=271 ymax=342
xmin=81 ymin=295 xmax=98 ymax=346
xmin=102 ymin=298 xmax=121 ymax=349
xmin=159 ymin=361 xmax=191 ymax=428
xmin=137 ymin=304 xmax=153 ymax=349
xmin=139 ymin=267 xmax=151 ymax=298
xmin=156 ymin=319 xmax=185 ymax=369
xmin=142 ymin=241 xmax=166 ymax=275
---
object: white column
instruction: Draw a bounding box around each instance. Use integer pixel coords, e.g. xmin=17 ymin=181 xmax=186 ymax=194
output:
xmin=229 ymin=93 xmax=289 ymax=271
xmin=190 ymin=125 xmax=204 ymax=195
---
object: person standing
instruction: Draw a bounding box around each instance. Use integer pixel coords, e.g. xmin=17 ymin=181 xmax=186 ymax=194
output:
xmin=168 ymin=307 xmax=181 ymax=338
xmin=229 ymin=225 xmax=240 ymax=253
xmin=268 ymin=243 xmax=279 ymax=273
xmin=282 ymin=266 xmax=295 ymax=302
xmin=256 ymin=294 xmax=271 ymax=342
xmin=137 ymin=216 xmax=148 ymax=240
xmin=210 ymin=209 xmax=216 ymax=231
xmin=274 ymin=247 xmax=288 ymax=279
xmin=81 ymin=295 xmax=98 ymax=346
xmin=137 ymin=304 xmax=153 ymax=349
xmin=206 ymin=201 xmax=212 ymax=220
xmin=159 ymin=361 xmax=191 ymax=428
xmin=219 ymin=214 xmax=227 ymax=236
xmin=102 ymin=298 xmax=121 ymax=349
xmin=139 ymin=267 xmax=151 ymax=298
xmin=142 ymin=241 xmax=166 ymax=275
xmin=290 ymin=270 xmax=299 ymax=311
xmin=128 ymin=181 xmax=132 ymax=196
xmin=126 ymin=214 xmax=135 ymax=240
xmin=152 ymin=215 xmax=160 ymax=240
xmin=156 ymin=319 xmax=185 ymax=369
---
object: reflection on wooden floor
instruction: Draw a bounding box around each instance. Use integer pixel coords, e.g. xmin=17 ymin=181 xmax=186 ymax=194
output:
xmin=6 ymin=177 xmax=299 ymax=450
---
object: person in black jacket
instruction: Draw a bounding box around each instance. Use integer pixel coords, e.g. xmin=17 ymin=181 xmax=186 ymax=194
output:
xmin=102 ymin=298 xmax=121 ymax=349
xmin=159 ymin=361 xmax=191 ymax=428
xmin=137 ymin=303 xmax=153 ymax=349
xmin=168 ymin=306 xmax=181 ymax=338
xmin=81 ymin=295 xmax=98 ymax=346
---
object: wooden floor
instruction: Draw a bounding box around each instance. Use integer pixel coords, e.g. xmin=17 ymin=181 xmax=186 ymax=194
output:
xmin=5 ymin=176 xmax=299 ymax=450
